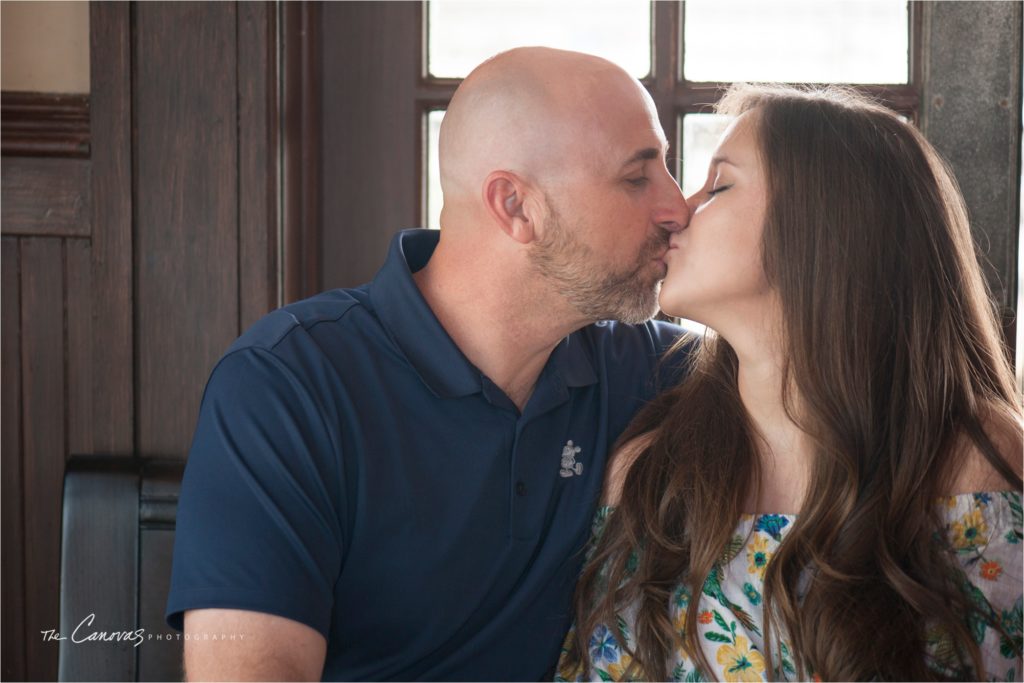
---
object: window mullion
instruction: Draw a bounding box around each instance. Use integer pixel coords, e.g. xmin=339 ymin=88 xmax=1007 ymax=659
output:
xmin=651 ymin=0 xmax=682 ymax=178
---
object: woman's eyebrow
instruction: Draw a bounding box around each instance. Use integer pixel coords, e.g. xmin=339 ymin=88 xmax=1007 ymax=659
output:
xmin=710 ymin=154 xmax=739 ymax=168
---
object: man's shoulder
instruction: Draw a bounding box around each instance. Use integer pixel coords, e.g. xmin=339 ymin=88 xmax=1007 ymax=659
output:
xmin=200 ymin=287 xmax=383 ymax=416
xmin=226 ymin=286 xmax=375 ymax=357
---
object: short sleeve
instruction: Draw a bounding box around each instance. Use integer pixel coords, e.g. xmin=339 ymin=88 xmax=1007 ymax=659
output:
xmin=165 ymin=347 xmax=345 ymax=639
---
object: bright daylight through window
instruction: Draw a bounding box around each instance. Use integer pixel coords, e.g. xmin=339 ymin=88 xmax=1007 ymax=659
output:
xmin=426 ymin=1 xmax=909 ymax=232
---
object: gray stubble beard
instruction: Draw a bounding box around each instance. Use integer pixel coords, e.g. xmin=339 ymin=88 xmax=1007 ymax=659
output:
xmin=528 ymin=207 xmax=667 ymax=325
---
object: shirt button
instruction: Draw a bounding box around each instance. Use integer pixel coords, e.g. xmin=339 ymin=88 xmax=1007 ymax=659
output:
xmin=515 ymin=481 xmax=527 ymax=496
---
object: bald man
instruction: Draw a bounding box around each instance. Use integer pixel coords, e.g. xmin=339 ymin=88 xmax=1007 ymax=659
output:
xmin=166 ymin=47 xmax=690 ymax=681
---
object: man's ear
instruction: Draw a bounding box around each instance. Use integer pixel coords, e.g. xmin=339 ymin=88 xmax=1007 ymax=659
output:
xmin=482 ymin=171 xmax=536 ymax=244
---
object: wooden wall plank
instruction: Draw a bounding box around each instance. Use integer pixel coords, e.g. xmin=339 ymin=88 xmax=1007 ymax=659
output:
xmin=89 ymin=2 xmax=133 ymax=454
xmin=135 ymin=2 xmax=239 ymax=458
xmin=1 ymin=237 xmax=26 ymax=682
xmin=66 ymin=238 xmax=94 ymax=455
xmin=0 ymin=158 xmax=91 ymax=238
xmin=238 ymin=1 xmax=280 ymax=329
xmin=20 ymin=237 xmax=65 ymax=682
xmin=320 ymin=1 xmax=420 ymax=290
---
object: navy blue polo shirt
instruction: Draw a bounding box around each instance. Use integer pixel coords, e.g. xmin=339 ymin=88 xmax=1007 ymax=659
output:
xmin=166 ymin=229 xmax=687 ymax=680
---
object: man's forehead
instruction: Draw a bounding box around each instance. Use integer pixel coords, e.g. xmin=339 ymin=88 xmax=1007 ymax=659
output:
xmin=617 ymin=97 xmax=669 ymax=163
xmin=524 ymin=70 xmax=668 ymax=177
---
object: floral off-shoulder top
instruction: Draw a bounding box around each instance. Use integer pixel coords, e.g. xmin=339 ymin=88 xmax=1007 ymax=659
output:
xmin=557 ymin=491 xmax=1023 ymax=682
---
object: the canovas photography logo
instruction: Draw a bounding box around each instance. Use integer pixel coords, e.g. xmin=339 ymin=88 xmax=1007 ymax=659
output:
xmin=41 ymin=613 xmax=247 ymax=648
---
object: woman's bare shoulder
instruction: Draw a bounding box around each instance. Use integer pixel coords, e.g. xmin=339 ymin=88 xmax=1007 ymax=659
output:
xmin=602 ymin=431 xmax=657 ymax=506
xmin=949 ymin=407 xmax=1023 ymax=495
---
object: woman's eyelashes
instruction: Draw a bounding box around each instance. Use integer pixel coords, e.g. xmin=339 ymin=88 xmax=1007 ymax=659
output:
xmin=707 ymin=183 xmax=732 ymax=197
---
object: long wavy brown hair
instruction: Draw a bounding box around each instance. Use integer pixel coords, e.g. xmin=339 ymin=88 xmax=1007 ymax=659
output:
xmin=566 ymin=84 xmax=1023 ymax=681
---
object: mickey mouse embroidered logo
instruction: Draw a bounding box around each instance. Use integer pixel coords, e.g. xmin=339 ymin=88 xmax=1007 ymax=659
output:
xmin=559 ymin=440 xmax=583 ymax=478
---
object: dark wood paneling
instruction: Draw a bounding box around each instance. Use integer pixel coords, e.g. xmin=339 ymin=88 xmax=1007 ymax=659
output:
xmin=1 ymin=92 xmax=90 ymax=158
xmin=20 ymin=237 xmax=65 ymax=682
xmin=321 ymin=1 xmax=421 ymax=290
xmin=135 ymin=2 xmax=240 ymax=458
xmin=89 ymin=2 xmax=133 ymax=455
xmin=66 ymin=239 xmax=94 ymax=455
xmin=1 ymin=238 xmax=26 ymax=682
xmin=58 ymin=460 xmax=139 ymax=682
xmin=1 ymin=158 xmax=91 ymax=237
xmin=0 ymin=4 xmax=284 ymax=680
xmin=238 ymin=1 xmax=280 ymax=327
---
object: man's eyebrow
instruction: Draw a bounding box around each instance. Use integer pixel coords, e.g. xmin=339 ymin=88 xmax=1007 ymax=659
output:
xmin=620 ymin=147 xmax=662 ymax=169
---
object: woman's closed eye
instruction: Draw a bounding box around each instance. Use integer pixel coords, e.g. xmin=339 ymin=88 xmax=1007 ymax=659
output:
xmin=708 ymin=184 xmax=732 ymax=197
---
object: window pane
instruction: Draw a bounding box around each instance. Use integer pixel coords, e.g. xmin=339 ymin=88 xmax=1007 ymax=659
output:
xmin=426 ymin=110 xmax=444 ymax=230
xmin=681 ymin=114 xmax=732 ymax=197
xmin=428 ymin=1 xmax=651 ymax=79
xmin=684 ymin=1 xmax=908 ymax=84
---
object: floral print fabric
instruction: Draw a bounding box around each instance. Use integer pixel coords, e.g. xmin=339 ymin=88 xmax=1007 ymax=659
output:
xmin=557 ymin=491 xmax=1023 ymax=682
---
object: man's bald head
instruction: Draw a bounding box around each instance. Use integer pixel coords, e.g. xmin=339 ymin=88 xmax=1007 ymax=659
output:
xmin=422 ymin=47 xmax=686 ymax=329
xmin=438 ymin=47 xmax=654 ymax=211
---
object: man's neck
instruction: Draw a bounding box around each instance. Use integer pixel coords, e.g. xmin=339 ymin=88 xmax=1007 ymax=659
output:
xmin=412 ymin=235 xmax=587 ymax=412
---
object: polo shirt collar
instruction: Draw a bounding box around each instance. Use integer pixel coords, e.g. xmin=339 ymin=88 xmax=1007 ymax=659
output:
xmin=548 ymin=331 xmax=599 ymax=388
xmin=370 ymin=230 xmax=480 ymax=398
xmin=369 ymin=229 xmax=598 ymax=400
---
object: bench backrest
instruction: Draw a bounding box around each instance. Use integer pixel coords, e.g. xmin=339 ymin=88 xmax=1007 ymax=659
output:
xmin=59 ymin=456 xmax=185 ymax=682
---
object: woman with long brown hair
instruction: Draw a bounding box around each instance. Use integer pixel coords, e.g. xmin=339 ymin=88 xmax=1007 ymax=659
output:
xmin=558 ymin=84 xmax=1023 ymax=681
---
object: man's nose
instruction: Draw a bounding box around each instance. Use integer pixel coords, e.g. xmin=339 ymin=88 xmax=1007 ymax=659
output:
xmin=655 ymin=175 xmax=691 ymax=234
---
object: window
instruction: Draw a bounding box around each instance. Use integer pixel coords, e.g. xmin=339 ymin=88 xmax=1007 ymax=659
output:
xmin=422 ymin=1 xmax=918 ymax=231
